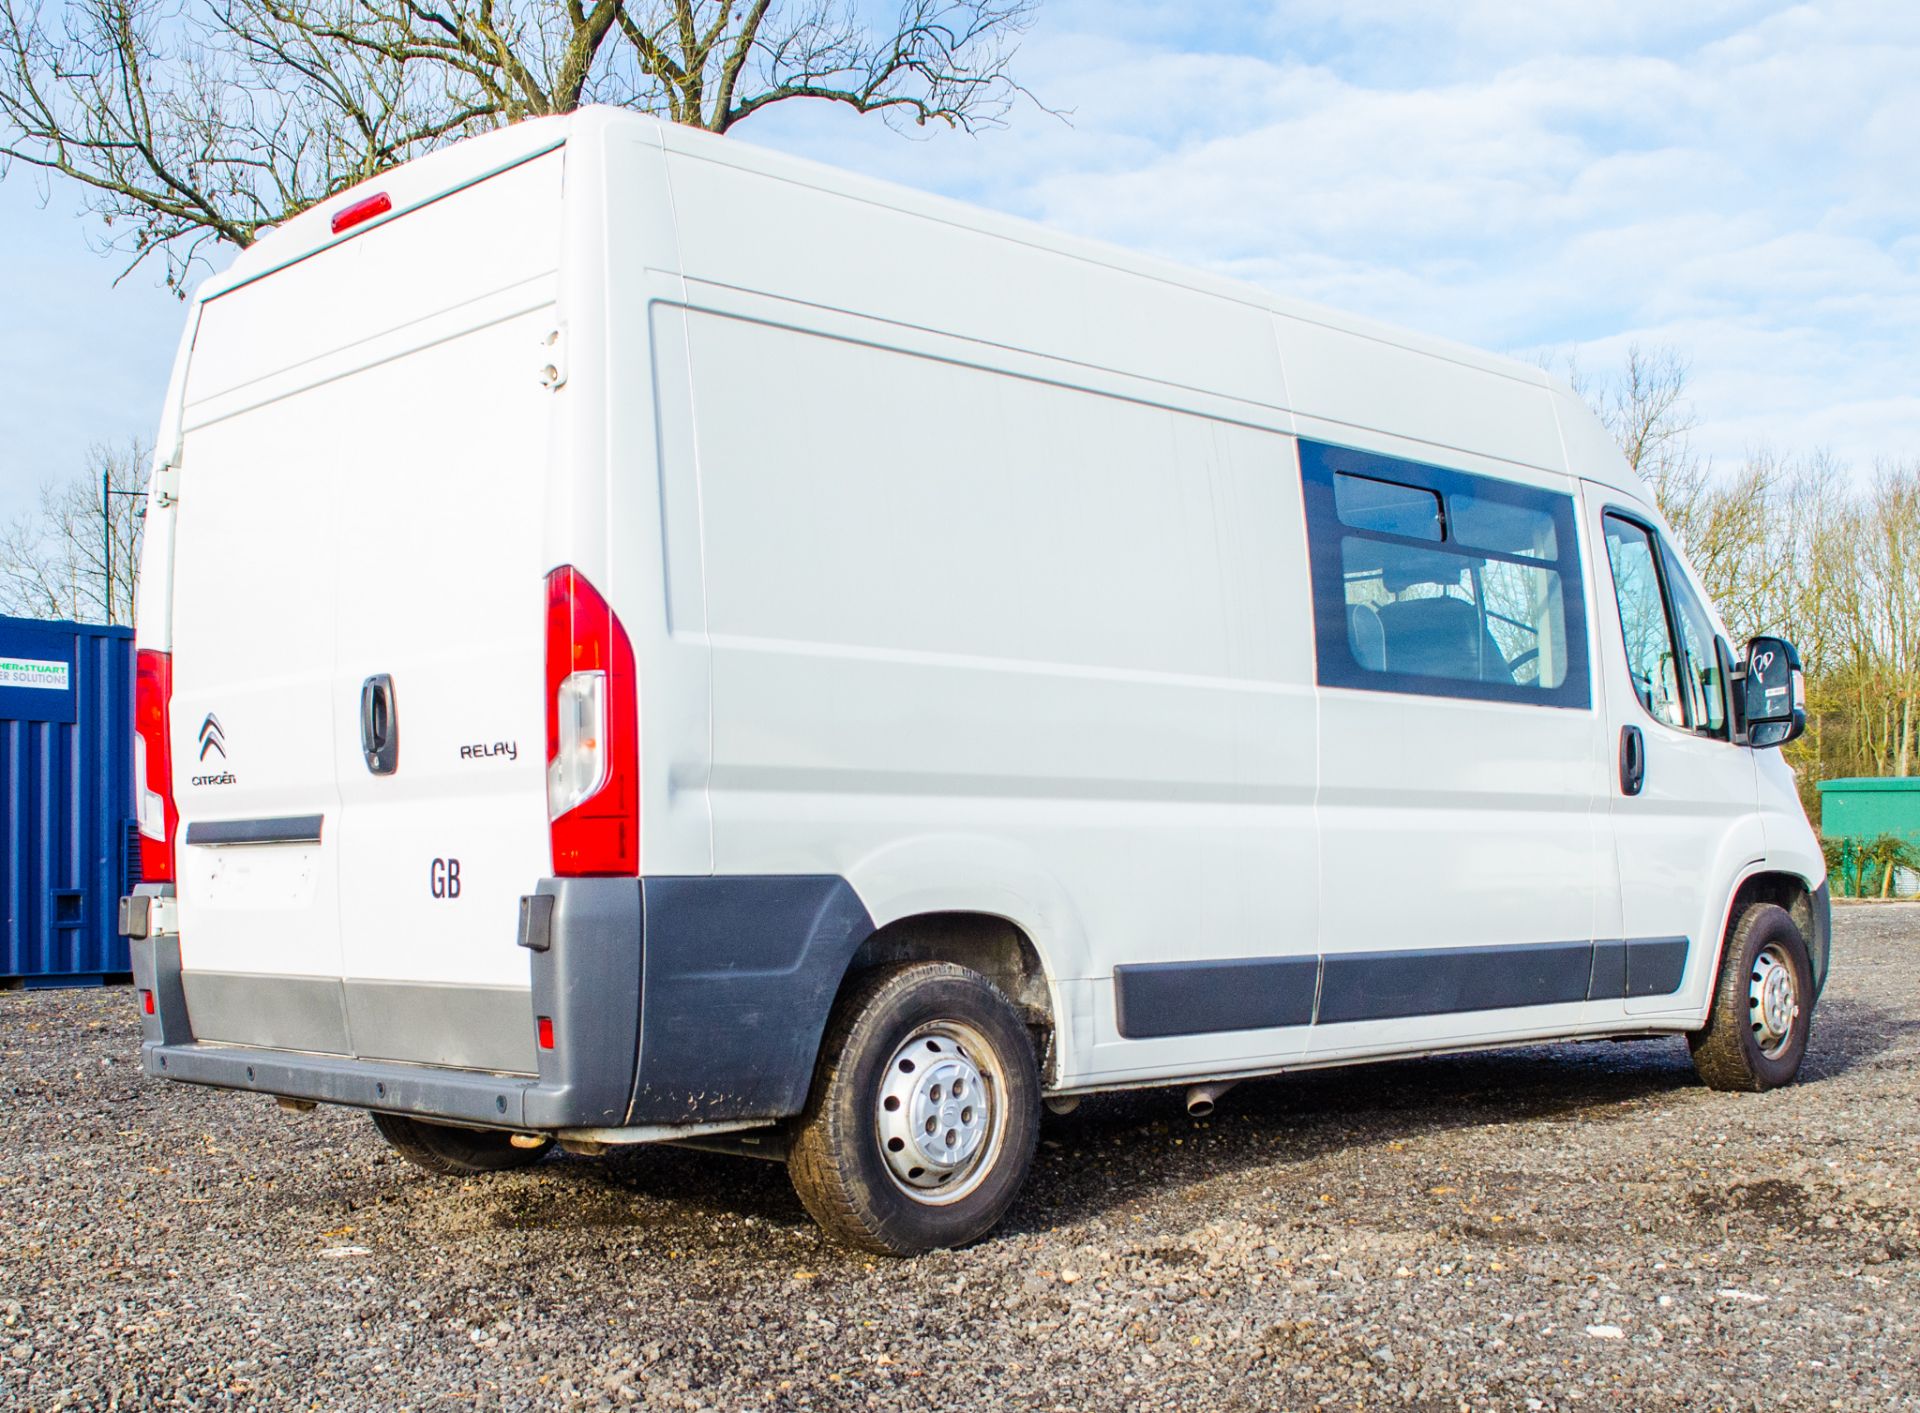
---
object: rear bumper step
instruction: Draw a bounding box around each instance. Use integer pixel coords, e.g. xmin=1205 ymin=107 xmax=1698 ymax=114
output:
xmin=144 ymin=1037 xmax=544 ymax=1129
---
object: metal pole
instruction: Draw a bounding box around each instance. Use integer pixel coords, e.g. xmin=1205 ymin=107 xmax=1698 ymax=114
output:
xmin=102 ymin=467 xmax=112 ymax=626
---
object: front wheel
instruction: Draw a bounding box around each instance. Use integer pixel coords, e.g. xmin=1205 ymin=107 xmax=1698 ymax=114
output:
xmin=1689 ymin=902 xmax=1814 ymax=1092
xmin=787 ymin=962 xmax=1041 ymax=1256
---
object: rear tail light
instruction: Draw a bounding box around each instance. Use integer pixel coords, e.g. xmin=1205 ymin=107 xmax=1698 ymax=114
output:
xmin=133 ymin=649 xmax=177 ymax=883
xmin=536 ymin=1015 xmax=555 ymax=1050
xmin=544 ymin=566 xmax=638 ymax=875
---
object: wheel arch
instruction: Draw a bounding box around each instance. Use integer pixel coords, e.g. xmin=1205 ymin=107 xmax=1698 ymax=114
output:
xmin=840 ymin=910 xmax=1062 ymax=1082
xmin=1713 ymin=865 xmax=1831 ymax=1003
xmin=836 ymin=834 xmax=1094 ymax=1084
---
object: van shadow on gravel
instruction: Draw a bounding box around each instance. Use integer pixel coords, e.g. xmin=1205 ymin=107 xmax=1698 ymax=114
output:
xmin=1798 ymin=996 xmax=1917 ymax=1080
xmin=492 ymin=998 xmax=1909 ymax=1248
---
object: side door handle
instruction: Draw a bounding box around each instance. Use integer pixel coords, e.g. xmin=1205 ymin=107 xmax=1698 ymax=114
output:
xmin=1619 ymin=724 xmax=1645 ymax=796
xmin=360 ymin=674 xmax=399 ymax=776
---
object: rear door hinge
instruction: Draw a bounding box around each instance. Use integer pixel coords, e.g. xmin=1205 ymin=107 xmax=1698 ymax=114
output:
xmin=537 ymin=327 xmax=567 ymax=389
xmin=120 ymin=891 xmax=179 ymax=939
xmin=151 ymin=461 xmax=181 ymax=508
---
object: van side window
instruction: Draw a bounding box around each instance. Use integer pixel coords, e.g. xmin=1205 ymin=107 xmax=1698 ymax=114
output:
xmin=1601 ymin=515 xmax=1689 ymax=729
xmin=1333 ymin=474 xmax=1442 ymax=540
xmin=1602 ymin=513 xmax=1729 ymax=735
xmin=1301 ymin=440 xmax=1590 ymax=708
xmin=1660 ymin=544 xmax=1729 ymax=736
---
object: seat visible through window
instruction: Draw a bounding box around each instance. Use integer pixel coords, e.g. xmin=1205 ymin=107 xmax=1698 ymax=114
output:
xmin=1375 ymin=596 xmax=1512 ymax=683
xmin=1347 ymin=604 xmax=1387 ymax=671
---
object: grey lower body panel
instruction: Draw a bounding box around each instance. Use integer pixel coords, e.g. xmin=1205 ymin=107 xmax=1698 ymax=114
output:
xmin=182 ymin=971 xmax=538 ymax=1074
xmin=183 ymin=971 xmax=352 ymax=1055
xmin=346 ymin=980 xmax=536 ymax=1073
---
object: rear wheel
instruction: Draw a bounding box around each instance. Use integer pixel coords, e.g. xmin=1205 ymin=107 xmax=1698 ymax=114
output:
xmin=1689 ymin=903 xmax=1814 ymax=1092
xmin=370 ymin=1112 xmax=551 ymax=1175
xmin=787 ymin=962 xmax=1040 ymax=1256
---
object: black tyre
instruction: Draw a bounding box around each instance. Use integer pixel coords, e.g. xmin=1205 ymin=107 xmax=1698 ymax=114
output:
xmin=1689 ymin=903 xmax=1814 ymax=1092
xmin=370 ymin=1112 xmax=552 ymax=1175
xmin=787 ymin=962 xmax=1041 ymax=1256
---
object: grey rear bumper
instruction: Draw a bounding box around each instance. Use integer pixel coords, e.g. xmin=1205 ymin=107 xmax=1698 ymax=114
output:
xmin=129 ymin=877 xmax=645 ymax=1131
xmin=129 ymin=874 xmax=878 ymax=1132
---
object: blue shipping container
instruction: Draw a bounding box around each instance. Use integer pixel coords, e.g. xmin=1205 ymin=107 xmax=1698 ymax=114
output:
xmin=1 ymin=614 xmax=136 ymax=985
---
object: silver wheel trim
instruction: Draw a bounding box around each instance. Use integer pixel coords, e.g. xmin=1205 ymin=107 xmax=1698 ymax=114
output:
xmin=1749 ymin=944 xmax=1801 ymax=1060
xmin=873 ymin=1020 xmax=1008 ymax=1206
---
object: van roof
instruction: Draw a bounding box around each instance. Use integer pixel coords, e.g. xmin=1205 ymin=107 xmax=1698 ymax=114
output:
xmin=205 ymin=116 xmax=572 ymax=297
xmin=198 ymin=107 xmax=1644 ymax=500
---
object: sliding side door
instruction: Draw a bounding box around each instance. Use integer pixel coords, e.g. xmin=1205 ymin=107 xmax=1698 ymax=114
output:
xmin=1306 ymin=439 xmax=1619 ymax=1061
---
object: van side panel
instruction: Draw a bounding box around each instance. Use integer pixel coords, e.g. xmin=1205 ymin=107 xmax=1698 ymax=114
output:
xmin=659 ymin=141 xmax=1289 ymax=413
xmin=673 ymin=306 xmax=1320 ymax=1087
xmin=1273 ymin=317 xmax=1565 ymax=473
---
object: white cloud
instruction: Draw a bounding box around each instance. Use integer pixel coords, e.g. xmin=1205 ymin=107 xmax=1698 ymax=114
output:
xmin=5 ymin=0 xmax=1915 ymax=523
xmin=746 ymin=0 xmax=1920 ymax=472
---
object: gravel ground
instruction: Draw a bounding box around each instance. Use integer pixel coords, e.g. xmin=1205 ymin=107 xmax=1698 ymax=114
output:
xmin=4 ymin=907 xmax=1918 ymax=1412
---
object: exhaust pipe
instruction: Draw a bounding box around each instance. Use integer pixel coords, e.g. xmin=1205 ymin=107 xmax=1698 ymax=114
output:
xmin=1184 ymin=1081 xmax=1238 ymax=1118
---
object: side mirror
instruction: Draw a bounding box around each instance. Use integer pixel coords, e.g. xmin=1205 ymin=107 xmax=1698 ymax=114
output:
xmin=1740 ymin=635 xmax=1806 ymax=748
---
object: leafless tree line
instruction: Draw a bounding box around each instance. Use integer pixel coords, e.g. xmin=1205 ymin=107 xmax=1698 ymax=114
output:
xmin=0 ymin=0 xmax=1042 ymax=287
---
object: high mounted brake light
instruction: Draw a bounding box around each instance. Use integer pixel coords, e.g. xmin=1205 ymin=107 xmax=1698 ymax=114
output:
xmin=133 ymin=649 xmax=177 ymax=882
xmin=544 ymin=566 xmax=639 ymax=875
xmin=330 ymin=192 xmax=392 ymax=235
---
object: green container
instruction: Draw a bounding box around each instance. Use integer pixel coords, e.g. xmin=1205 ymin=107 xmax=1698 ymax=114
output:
xmin=1816 ymin=776 xmax=1920 ymax=843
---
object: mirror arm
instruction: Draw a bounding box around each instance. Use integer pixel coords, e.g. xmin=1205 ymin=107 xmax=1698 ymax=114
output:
xmin=1721 ymin=637 xmax=1751 ymax=747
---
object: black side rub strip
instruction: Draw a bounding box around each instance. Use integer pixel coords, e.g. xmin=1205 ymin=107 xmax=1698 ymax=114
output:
xmin=1115 ymin=936 xmax=1692 ymax=1039
xmin=1318 ymin=939 xmax=1593 ymax=1025
xmin=1115 ymin=956 xmax=1318 ymax=1039
xmin=183 ymin=815 xmax=325 ymax=847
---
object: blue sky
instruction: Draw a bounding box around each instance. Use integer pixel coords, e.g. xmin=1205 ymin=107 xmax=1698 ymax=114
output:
xmin=3 ymin=0 xmax=1915 ymax=521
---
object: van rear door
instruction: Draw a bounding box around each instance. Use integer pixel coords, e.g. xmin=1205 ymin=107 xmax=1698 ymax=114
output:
xmin=329 ymin=312 xmax=555 ymax=1073
xmin=169 ymin=403 xmax=348 ymax=1052
xmin=168 ymin=148 xmax=566 ymax=1071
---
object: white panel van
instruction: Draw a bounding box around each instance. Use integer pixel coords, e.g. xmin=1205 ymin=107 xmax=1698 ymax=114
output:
xmin=122 ymin=109 xmax=1829 ymax=1255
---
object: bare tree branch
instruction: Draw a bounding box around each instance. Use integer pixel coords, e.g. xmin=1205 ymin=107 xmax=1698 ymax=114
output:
xmin=1 ymin=0 xmax=1045 ymax=287
xmin=0 ymin=439 xmax=148 ymax=625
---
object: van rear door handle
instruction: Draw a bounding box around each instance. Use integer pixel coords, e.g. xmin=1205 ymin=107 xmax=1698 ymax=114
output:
xmin=360 ymin=674 xmax=399 ymax=775
xmin=1619 ymin=724 xmax=1645 ymax=796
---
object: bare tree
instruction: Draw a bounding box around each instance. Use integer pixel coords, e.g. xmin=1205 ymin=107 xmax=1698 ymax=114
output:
xmin=1595 ymin=344 xmax=1695 ymax=489
xmin=1548 ymin=342 xmax=1788 ymax=637
xmin=0 ymin=439 xmax=147 ymax=625
xmin=1 ymin=0 xmax=1042 ymax=288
